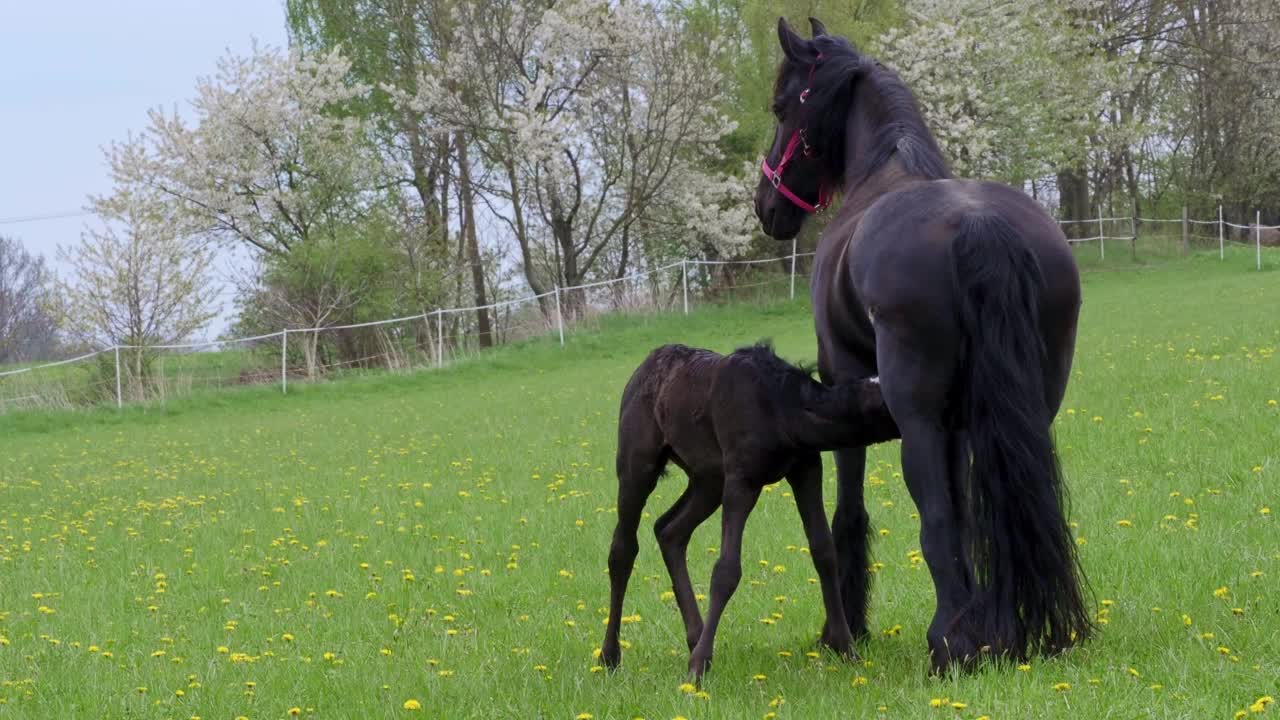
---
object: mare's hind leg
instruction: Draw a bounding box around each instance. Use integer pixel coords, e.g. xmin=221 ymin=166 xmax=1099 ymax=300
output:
xmin=897 ymin=421 xmax=976 ymax=672
xmin=655 ymin=479 xmax=720 ymax=650
xmin=874 ymin=330 xmax=977 ymax=673
xmin=787 ymin=455 xmax=854 ymax=658
xmin=600 ymin=429 xmax=666 ymax=669
xmin=688 ymin=475 xmax=761 ymax=679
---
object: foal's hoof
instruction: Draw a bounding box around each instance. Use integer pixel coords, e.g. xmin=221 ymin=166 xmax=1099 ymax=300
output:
xmin=598 ymin=645 xmax=622 ymax=671
xmin=687 ymin=653 xmax=712 ymax=681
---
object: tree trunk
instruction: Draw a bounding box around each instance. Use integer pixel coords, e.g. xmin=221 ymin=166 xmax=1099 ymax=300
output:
xmin=501 ymin=146 xmax=553 ymax=319
xmin=456 ymin=131 xmax=492 ymax=348
xmin=1057 ymin=166 xmax=1090 ymax=239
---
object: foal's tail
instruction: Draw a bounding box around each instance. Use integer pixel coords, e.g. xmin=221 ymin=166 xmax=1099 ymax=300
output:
xmin=949 ymin=214 xmax=1091 ymax=659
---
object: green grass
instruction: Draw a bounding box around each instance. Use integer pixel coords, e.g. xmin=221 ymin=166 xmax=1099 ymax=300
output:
xmin=0 ymin=249 xmax=1277 ymax=719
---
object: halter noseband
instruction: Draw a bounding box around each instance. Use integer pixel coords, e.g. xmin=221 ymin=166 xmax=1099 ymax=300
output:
xmin=761 ymin=54 xmax=831 ymax=214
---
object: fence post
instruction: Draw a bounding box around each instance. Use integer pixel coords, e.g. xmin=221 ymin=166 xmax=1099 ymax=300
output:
xmin=281 ymin=330 xmax=288 ymax=394
xmin=681 ymin=260 xmax=689 ymax=315
xmin=435 ymin=310 xmax=444 ymax=368
xmin=1130 ymin=214 xmax=1137 ymax=262
xmin=554 ymin=286 xmax=565 ymax=346
xmin=789 ymin=237 xmax=798 ymax=299
xmin=1218 ymin=205 xmax=1224 ymax=261
xmin=1097 ymin=208 xmax=1105 ymax=261
xmin=114 ymin=345 xmax=123 ymax=409
xmin=1257 ymin=210 xmax=1263 ymax=271
xmin=1181 ymin=205 xmax=1189 ymax=256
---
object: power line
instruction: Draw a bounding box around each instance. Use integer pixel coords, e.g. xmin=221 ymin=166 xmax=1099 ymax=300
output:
xmin=0 ymin=210 xmax=93 ymax=225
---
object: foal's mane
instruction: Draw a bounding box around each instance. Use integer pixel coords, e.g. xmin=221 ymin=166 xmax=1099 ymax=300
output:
xmin=776 ymin=35 xmax=950 ymax=186
xmin=733 ymin=342 xmax=824 ymax=414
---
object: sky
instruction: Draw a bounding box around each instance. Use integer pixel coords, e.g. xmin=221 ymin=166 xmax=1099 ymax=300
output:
xmin=0 ymin=1 xmax=288 ymax=270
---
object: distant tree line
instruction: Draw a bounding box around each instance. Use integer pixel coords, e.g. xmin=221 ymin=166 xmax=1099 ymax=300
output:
xmin=13 ymin=0 xmax=1277 ymax=365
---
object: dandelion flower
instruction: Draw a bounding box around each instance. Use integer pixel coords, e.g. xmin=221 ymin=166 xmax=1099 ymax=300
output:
xmin=403 ymin=699 xmax=422 ymax=711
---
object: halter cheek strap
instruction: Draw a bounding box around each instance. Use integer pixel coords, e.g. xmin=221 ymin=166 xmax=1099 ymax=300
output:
xmin=760 ymin=55 xmax=830 ymax=214
xmin=761 ymin=131 xmax=830 ymax=214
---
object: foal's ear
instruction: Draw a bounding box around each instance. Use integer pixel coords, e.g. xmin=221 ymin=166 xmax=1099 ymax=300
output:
xmin=808 ymin=17 xmax=828 ymax=37
xmin=777 ymin=17 xmax=815 ymax=62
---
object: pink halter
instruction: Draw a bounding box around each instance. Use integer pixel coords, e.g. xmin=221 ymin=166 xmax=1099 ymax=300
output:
xmin=761 ymin=55 xmax=831 ymax=214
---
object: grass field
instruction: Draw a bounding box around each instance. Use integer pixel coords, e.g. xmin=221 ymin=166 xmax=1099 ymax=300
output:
xmin=0 ymin=249 xmax=1277 ymax=719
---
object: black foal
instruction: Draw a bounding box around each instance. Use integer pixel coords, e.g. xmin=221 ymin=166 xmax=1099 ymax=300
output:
xmin=600 ymin=343 xmax=898 ymax=678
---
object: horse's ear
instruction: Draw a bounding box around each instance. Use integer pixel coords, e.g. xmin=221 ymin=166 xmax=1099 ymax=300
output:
xmin=777 ymin=17 xmax=814 ymax=62
xmin=808 ymin=17 xmax=828 ymax=37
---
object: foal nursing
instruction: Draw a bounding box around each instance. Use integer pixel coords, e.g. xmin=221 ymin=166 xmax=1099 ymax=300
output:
xmin=600 ymin=343 xmax=897 ymax=678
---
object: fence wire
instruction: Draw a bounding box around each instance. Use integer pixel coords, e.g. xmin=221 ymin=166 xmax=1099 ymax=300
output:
xmin=3 ymin=208 xmax=1274 ymax=415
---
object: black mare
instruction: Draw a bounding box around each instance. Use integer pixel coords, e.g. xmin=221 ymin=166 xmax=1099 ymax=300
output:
xmin=753 ymin=18 xmax=1091 ymax=672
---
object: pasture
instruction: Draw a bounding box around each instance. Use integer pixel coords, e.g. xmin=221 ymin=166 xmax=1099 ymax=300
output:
xmin=0 ymin=251 xmax=1276 ymax=719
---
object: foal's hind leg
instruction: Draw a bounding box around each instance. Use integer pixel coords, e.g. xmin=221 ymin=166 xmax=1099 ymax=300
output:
xmin=655 ymin=479 xmax=720 ymax=650
xmin=600 ymin=435 xmax=665 ymax=669
xmin=688 ymin=474 xmax=761 ymax=679
xmin=787 ymin=455 xmax=855 ymax=658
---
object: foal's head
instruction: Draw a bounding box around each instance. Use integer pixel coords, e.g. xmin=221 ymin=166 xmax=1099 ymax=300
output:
xmin=754 ymin=18 xmax=864 ymax=240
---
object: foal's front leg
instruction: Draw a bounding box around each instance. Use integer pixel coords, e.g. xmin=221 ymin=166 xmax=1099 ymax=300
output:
xmin=688 ymin=475 xmax=761 ymax=680
xmin=787 ymin=456 xmax=855 ymax=657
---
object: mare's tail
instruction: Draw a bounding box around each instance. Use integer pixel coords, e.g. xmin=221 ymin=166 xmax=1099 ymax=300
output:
xmin=949 ymin=213 xmax=1092 ymax=657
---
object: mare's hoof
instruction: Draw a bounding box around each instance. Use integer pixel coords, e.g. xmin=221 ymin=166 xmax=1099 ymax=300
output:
xmin=927 ymin=632 xmax=984 ymax=675
xmin=819 ymin=627 xmax=858 ymax=660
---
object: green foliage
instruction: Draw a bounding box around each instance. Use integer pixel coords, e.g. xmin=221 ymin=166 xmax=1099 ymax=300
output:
xmin=680 ymin=0 xmax=901 ymax=167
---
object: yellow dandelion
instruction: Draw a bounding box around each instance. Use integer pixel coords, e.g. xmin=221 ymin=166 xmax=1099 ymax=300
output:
xmin=403 ymin=699 xmax=422 ymax=711
xmin=1053 ymin=682 xmax=1071 ymax=692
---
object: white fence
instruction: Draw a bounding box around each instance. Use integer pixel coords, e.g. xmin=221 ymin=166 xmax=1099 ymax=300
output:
xmin=1062 ymin=205 xmax=1280 ymax=269
xmin=0 ymin=252 xmax=812 ymax=413
xmin=3 ymin=205 xmax=1276 ymax=415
